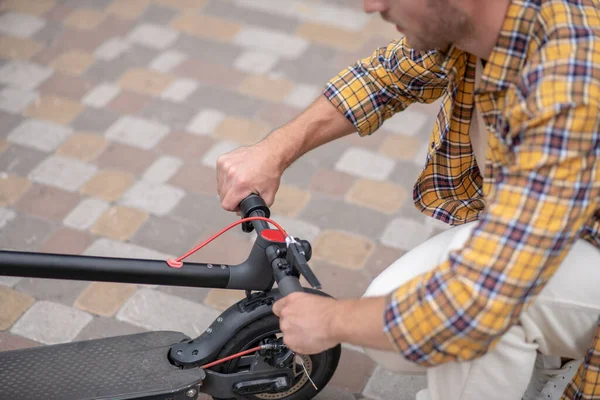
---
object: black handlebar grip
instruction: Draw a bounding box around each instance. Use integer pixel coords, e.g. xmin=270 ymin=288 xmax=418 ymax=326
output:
xmin=239 ymin=194 xmax=271 ymax=233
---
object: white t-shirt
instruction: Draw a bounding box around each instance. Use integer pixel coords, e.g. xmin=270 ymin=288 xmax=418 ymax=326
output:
xmin=469 ymin=59 xmax=488 ymax=179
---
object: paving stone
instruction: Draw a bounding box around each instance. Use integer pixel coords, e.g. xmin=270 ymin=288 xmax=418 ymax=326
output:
xmin=29 ymin=155 xmax=98 ymax=192
xmin=117 ymin=67 xmax=175 ymax=96
xmin=130 ymin=214 xmax=204 ymax=256
xmin=0 ymin=286 xmax=35 ymax=330
xmin=174 ymin=58 xmax=247 ymax=91
xmin=149 ymin=50 xmax=188 ymax=73
xmin=15 ymin=183 xmax=81 ymax=221
xmin=329 ymin=347 xmax=376 ymax=393
xmin=270 ymin=185 xmax=311 ymax=217
xmin=70 ymin=106 xmax=120 ymax=133
xmin=284 ymin=83 xmax=322 ymax=109
xmin=38 ymin=72 xmax=94 ymax=100
xmin=56 ymin=133 xmax=107 ymax=162
xmin=380 ymin=217 xmax=435 ymax=251
xmin=0 ymin=174 xmax=31 ymax=206
xmin=117 ymin=288 xmax=220 ymax=337
xmin=153 ymin=0 xmax=207 ymax=10
xmin=142 ymin=155 xmax=183 ymax=184
xmin=297 ymin=23 xmax=366 ymax=52
xmin=75 ymin=282 xmax=137 ymax=317
xmin=233 ymin=26 xmax=309 ymax=59
xmin=106 ymin=90 xmax=152 ymax=115
xmin=94 ymin=14 xmax=135 ymax=37
xmin=363 ymin=366 xmax=427 ymax=400
xmin=0 ymin=332 xmax=39 ymax=351
xmin=7 ymin=118 xmax=72 ymax=152
xmin=300 ymin=195 xmax=389 ymax=239
xmin=138 ymin=98 xmax=199 ymax=131
xmin=382 ymin=110 xmax=432 ymax=137
xmin=50 ymin=50 xmax=95 ymax=76
xmin=0 ymin=11 xmax=46 ymax=38
xmin=0 ymin=110 xmax=24 ymax=138
xmin=82 ymin=83 xmax=121 ymax=108
xmin=341 ymin=130 xmax=387 ymax=151
xmin=309 ymin=169 xmax=355 ymax=197
xmin=94 ymin=37 xmax=131 ymax=61
xmin=171 ymin=34 xmax=240 ymax=66
xmin=0 ymin=35 xmax=42 ymax=61
xmin=169 ymin=161 xmax=217 ymax=197
xmin=64 ymin=197 xmax=109 ymax=230
xmin=120 ymin=180 xmax=185 ymax=217
xmin=388 ymin=160 xmax=425 ymax=190
xmin=170 ymin=192 xmax=238 ymax=234
xmin=187 ymin=109 xmax=225 ymax=135
xmin=106 ymin=0 xmax=150 ymax=20
xmin=268 ymin=214 xmax=321 ymax=242
xmin=160 ymin=78 xmax=199 ymax=102
xmin=256 ymin=101 xmax=302 ymax=127
xmin=364 ymin=245 xmax=406 ymax=279
xmin=203 ymin=0 xmax=300 ymax=33
xmin=314 ymin=386 xmax=356 ymax=400
xmin=10 ymin=300 xmax=93 ymax=345
xmin=0 ymin=276 xmax=21 ymax=288
xmin=158 ymin=132 xmax=215 ymax=161
xmin=346 ymin=179 xmax=408 ymax=215
xmin=39 ymin=227 xmax=92 ymax=255
xmin=0 ymin=213 xmax=55 ymax=251
xmin=15 ymin=278 xmax=90 ymax=306
xmin=91 ymin=205 xmax=148 ymax=241
xmin=128 ymin=23 xmax=179 ymax=50
xmin=378 ymin=135 xmax=423 ymax=161
xmin=74 ymin=316 xmax=148 ymax=341
xmin=335 ymin=147 xmax=395 ymax=181
xmin=0 ymin=207 xmax=17 ymax=229
xmin=233 ymin=50 xmax=280 ymax=75
xmin=184 ymin=228 xmax=254 ymax=266
xmin=139 ymin=4 xmax=178 ymax=25
xmin=84 ymin=238 xmax=173 ymax=260
xmin=312 ymin=230 xmax=374 ymax=270
xmin=105 ymin=115 xmax=170 ymax=150
xmin=170 ymin=13 xmax=241 ymax=42
xmin=0 ymin=0 xmax=55 ymax=16
xmin=271 ymin=44 xmax=342 ymax=85
xmin=0 ymin=88 xmax=38 ymax=114
xmin=157 ymin=285 xmax=210 ymax=304
xmin=213 ymin=116 xmax=270 ymax=146
xmin=80 ymin=169 xmax=135 ymax=202
xmin=201 ymin=140 xmax=239 ymax=168
xmin=310 ymin=260 xmax=371 ymax=299
xmin=204 ymin=289 xmax=247 ymax=311
xmin=95 ymin=142 xmax=155 ymax=175
xmin=63 ymin=8 xmax=106 ymax=30
xmin=186 ymin=85 xmax=264 ymax=118
xmin=239 ymin=75 xmax=296 ymax=103
xmin=24 ymin=94 xmax=84 ymax=125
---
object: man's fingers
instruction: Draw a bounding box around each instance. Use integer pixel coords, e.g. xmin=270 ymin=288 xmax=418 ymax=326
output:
xmin=272 ymin=297 xmax=288 ymax=317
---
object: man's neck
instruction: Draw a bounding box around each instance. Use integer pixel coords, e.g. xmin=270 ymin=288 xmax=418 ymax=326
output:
xmin=454 ymin=0 xmax=512 ymax=61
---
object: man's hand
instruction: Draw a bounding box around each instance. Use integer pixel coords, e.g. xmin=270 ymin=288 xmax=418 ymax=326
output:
xmin=272 ymin=292 xmax=340 ymax=355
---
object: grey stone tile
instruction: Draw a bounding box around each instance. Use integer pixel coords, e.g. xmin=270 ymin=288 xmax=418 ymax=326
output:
xmin=15 ymin=278 xmax=90 ymax=306
xmin=64 ymin=0 xmax=113 ymax=9
xmin=31 ymin=20 xmax=64 ymax=47
xmin=84 ymin=59 xmax=131 ymax=83
xmin=130 ymin=215 xmax=205 ymax=256
xmin=0 ymin=144 xmax=47 ymax=176
xmin=139 ymin=98 xmax=200 ymax=131
xmin=172 ymin=34 xmax=241 ymax=66
xmin=272 ymin=44 xmax=345 ymax=86
xmin=0 ymin=213 xmax=55 ymax=251
xmin=299 ymin=194 xmax=390 ymax=239
xmin=186 ymin=86 xmax=264 ymax=119
xmin=0 ymin=110 xmax=24 ymax=138
xmin=315 ymin=387 xmax=357 ymax=400
xmin=388 ymin=160 xmax=422 ymax=189
xmin=139 ymin=4 xmax=179 ymax=25
xmin=170 ymin=192 xmax=238 ymax=230
xmin=70 ymin=107 xmax=120 ymax=134
xmin=203 ymin=0 xmax=300 ymax=33
xmin=363 ymin=366 xmax=427 ymax=400
xmin=74 ymin=316 xmax=148 ymax=341
xmin=157 ymin=285 xmax=210 ymax=304
xmin=282 ymin=156 xmax=320 ymax=189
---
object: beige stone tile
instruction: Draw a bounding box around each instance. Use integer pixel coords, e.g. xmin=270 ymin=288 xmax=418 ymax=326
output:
xmin=0 ymin=0 xmax=55 ymax=16
xmin=378 ymin=135 xmax=422 ymax=160
xmin=24 ymin=95 xmax=84 ymax=125
xmin=75 ymin=282 xmax=137 ymax=317
xmin=91 ymin=206 xmax=148 ymax=241
xmin=0 ymin=175 xmax=31 ymax=206
xmin=117 ymin=68 xmax=175 ymax=96
xmin=363 ymin=16 xmax=401 ymax=40
xmin=50 ymin=50 xmax=95 ymax=76
xmin=296 ymin=23 xmax=366 ymax=52
xmin=346 ymin=179 xmax=407 ymax=214
xmin=213 ymin=117 xmax=270 ymax=146
xmin=80 ymin=170 xmax=135 ymax=202
xmin=56 ymin=133 xmax=108 ymax=162
xmin=63 ymin=9 xmax=106 ymax=30
xmin=106 ymin=0 xmax=150 ymax=20
xmin=270 ymin=185 xmax=311 ymax=217
xmin=0 ymin=36 xmax=41 ymax=60
xmin=170 ymin=14 xmax=241 ymax=42
xmin=0 ymin=139 xmax=8 ymax=154
xmin=238 ymin=75 xmax=295 ymax=103
xmin=0 ymin=286 xmax=35 ymax=330
xmin=154 ymin=0 xmax=207 ymax=9
xmin=312 ymin=230 xmax=375 ymax=270
xmin=203 ymin=289 xmax=246 ymax=311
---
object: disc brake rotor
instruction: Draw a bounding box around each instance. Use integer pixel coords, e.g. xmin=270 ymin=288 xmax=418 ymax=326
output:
xmin=255 ymin=354 xmax=313 ymax=399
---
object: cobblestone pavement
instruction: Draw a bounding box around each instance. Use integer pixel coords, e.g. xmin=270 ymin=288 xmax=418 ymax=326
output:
xmin=0 ymin=0 xmax=445 ymax=398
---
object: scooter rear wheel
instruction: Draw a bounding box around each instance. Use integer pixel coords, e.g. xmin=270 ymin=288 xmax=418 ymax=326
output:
xmin=213 ymin=314 xmax=341 ymax=400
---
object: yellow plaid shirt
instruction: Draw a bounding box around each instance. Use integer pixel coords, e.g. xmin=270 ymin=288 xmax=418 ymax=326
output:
xmin=324 ymin=0 xmax=600 ymax=398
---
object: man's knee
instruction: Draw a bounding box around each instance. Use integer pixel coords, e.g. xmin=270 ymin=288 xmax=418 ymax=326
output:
xmin=363 ymin=347 xmax=426 ymax=375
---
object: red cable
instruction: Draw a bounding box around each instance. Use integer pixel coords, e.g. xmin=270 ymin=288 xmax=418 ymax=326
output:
xmin=166 ymin=217 xmax=288 ymax=268
xmin=200 ymin=346 xmax=262 ymax=369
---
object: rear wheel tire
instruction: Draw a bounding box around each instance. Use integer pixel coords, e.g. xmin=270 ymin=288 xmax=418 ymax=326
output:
xmin=213 ymin=314 xmax=341 ymax=400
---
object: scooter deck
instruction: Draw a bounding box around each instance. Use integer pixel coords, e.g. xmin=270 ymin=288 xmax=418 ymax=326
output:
xmin=0 ymin=331 xmax=205 ymax=400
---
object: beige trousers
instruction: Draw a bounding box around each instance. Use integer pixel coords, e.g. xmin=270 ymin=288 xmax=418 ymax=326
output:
xmin=363 ymin=222 xmax=600 ymax=400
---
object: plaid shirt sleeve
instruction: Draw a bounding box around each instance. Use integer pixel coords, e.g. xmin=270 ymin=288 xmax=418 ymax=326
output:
xmin=384 ymin=66 xmax=600 ymax=364
xmin=323 ymin=37 xmax=448 ymax=136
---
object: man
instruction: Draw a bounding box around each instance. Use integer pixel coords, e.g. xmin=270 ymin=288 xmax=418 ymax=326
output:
xmin=216 ymin=0 xmax=600 ymax=399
